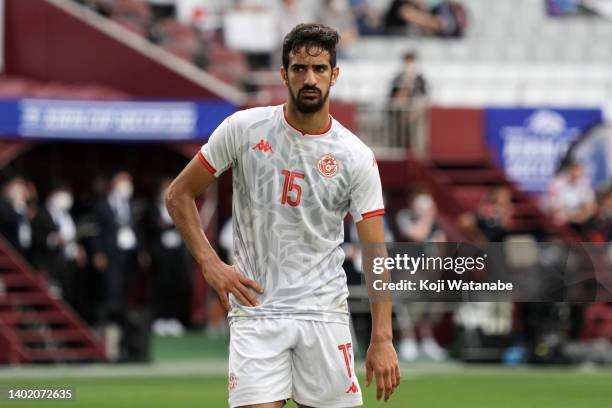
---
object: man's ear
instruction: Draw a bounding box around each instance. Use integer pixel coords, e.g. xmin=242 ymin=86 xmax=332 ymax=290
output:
xmin=331 ymin=66 xmax=340 ymax=87
xmin=280 ymin=67 xmax=288 ymax=85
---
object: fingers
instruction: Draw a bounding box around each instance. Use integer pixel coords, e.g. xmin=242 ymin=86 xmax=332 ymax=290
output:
xmin=372 ymin=364 xmax=400 ymax=401
xmin=239 ymin=275 xmax=264 ymax=294
xmin=233 ymin=282 xmax=259 ymax=307
xmin=375 ymin=371 xmax=384 ymax=401
xmin=384 ymin=369 xmax=394 ymax=402
xmin=227 ymin=281 xmax=258 ymax=307
xmin=218 ymin=291 xmax=230 ymax=311
xmin=209 ymin=265 xmax=263 ymax=308
xmin=395 ymin=365 xmax=401 ymax=388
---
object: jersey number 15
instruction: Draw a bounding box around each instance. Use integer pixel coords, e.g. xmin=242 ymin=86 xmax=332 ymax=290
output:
xmin=281 ymin=170 xmax=305 ymax=207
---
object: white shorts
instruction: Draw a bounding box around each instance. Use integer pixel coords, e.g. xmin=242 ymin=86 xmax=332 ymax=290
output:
xmin=228 ymin=318 xmax=363 ymax=408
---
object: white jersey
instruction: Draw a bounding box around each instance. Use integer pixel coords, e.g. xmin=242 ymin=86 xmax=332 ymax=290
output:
xmin=199 ymin=104 xmax=384 ymax=324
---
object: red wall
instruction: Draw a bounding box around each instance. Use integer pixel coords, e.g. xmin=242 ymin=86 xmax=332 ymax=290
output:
xmin=4 ymin=0 xmax=220 ymax=98
xmin=428 ymin=107 xmax=487 ymax=161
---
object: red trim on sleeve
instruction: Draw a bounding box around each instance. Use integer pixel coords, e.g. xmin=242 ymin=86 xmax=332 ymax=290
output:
xmin=197 ymin=150 xmax=217 ymax=174
xmin=361 ymin=209 xmax=385 ymax=219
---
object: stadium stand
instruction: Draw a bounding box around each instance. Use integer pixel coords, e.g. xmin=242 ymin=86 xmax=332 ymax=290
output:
xmin=337 ymin=0 xmax=612 ymax=107
xmin=0 ymin=236 xmax=106 ymax=364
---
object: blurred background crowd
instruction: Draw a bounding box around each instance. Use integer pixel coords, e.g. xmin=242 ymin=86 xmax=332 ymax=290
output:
xmin=0 ymin=0 xmax=611 ymax=367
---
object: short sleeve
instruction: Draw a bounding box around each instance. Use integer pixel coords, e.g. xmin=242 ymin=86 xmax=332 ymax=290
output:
xmin=349 ymin=151 xmax=385 ymax=222
xmin=198 ymin=115 xmax=237 ymax=177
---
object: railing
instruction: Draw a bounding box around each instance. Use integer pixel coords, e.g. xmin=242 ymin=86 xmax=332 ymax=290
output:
xmin=356 ymin=98 xmax=428 ymax=157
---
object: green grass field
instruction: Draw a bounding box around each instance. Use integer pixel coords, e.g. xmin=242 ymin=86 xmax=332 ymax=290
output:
xmin=3 ymin=366 xmax=612 ymax=408
xmin=2 ymin=335 xmax=611 ymax=407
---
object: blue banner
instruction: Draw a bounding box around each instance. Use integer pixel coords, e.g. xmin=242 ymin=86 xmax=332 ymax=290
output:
xmin=0 ymin=98 xmax=235 ymax=141
xmin=485 ymin=108 xmax=603 ymax=193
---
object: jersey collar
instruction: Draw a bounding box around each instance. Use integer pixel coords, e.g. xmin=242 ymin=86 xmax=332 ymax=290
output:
xmin=282 ymin=104 xmax=333 ymax=137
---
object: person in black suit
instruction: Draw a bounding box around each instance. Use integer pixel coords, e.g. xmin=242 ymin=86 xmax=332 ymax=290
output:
xmin=0 ymin=171 xmax=32 ymax=256
xmin=30 ymin=179 xmax=85 ymax=308
xmin=92 ymin=171 xmax=141 ymax=324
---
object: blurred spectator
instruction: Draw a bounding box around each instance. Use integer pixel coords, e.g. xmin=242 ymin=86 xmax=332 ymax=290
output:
xmin=395 ymin=303 xmax=447 ymax=361
xmin=430 ymin=0 xmax=467 ymax=37
xmin=146 ymin=0 xmax=176 ymax=21
xmin=145 ymin=176 xmax=192 ymax=336
xmin=318 ymin=0 xmax=359 ymax=53
xmin=544 ymin=160 xmax=596 ymax=234
xmin=0 ymin=172 xmax=33 ymax=256
xmin=223 ymin=0 xmax=279 ymax=70
xmin=475 ymin=187 xmax=514 ymax=242
xmin=389 ymin=52 xmax=427 ymax=106
xmin=383 ymin=0 xmax=442 ymax=36
xmin=93 ymin=170 xmax=152 ymax=361
xmin=395 ymin=187 xmax=444 ymax=243
xmin=92 ymin=171 xmax=141 ymax=323
xmin=456 ymin=186 xmax=515 ymax=245
xmin=30 ymin=179 xmax=87 ymax=308
xmin=383 ymin=0 xmax=466 ymax=37
xmin=349 ymin=0 xmax=384 ymax=35
xmin=394 ymin=187 xmax=447 ymax=361
xmin=388 ymin=52 xmax=428 ymax=150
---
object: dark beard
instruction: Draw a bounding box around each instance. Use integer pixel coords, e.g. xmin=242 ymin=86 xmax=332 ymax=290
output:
xmin=289 ymin=86 xmax=330 ymax=114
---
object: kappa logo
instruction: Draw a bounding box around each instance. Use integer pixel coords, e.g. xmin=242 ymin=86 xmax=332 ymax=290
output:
xmin=317 ymin=153 xmax=339 ymax=178
xmin=345 ymin=381 xmax=359 ymax=394
xmin=253 ymin=139 xmax=273 ymax=153
xmin=228 ymin=372 xmax=237 ymax=392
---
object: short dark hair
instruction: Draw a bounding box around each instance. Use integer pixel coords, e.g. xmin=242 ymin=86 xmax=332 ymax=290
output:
xmin=282 ymin=23 xmax=340 ymax=70
xmin=403 ymin=51 xmax=417 ymax=62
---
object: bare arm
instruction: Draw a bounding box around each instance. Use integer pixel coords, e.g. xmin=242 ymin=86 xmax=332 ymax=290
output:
xmin=356 ymin=216 xmax=401 ymax=402
xmin=166 ymin=156 xmax=218 ymax=267
xmin=166 ymin=155 xmax=263 ymax=310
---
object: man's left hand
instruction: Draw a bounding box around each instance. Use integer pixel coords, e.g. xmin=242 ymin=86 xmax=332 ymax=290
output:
xmin=365 ymin=339 xmax=401 ymax=402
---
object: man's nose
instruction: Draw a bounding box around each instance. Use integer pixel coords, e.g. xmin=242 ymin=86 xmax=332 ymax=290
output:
xmin=304 ymin=68 xmax=317 ymax=86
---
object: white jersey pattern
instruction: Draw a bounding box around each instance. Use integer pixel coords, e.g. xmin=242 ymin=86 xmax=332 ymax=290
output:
xmin=199 ymin=104 xmax=384 ymax=324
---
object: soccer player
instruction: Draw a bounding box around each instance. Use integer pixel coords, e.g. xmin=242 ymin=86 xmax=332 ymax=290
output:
xmin=166 ymin=23 xmax=400 ymax=408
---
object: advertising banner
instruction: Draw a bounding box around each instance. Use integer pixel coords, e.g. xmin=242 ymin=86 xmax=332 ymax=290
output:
xmin=485 ymin=108 xmax=602 ymax=193
xmin=0 ymin=98 xmax=235 ymax=142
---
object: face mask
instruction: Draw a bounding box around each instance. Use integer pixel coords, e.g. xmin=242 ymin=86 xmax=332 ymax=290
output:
xmin=49 ymin=191 xmax=73 ymax=211
xmin=114 ymin=181 xmax=133 ymax=200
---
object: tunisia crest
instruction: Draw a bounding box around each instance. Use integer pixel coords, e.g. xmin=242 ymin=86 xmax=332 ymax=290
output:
xmin=317 ymin=153 xmax=339 ymax=178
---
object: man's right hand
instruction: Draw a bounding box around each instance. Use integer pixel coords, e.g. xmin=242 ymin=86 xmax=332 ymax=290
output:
xmin=202 ymin=261 xmax=264 ymax=310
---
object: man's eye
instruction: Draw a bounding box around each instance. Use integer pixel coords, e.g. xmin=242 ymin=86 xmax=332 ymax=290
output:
xmin=293 ymin=67 xmax=304 ymax=72
xmin=316 ymin=66 xmax=327 ymax=72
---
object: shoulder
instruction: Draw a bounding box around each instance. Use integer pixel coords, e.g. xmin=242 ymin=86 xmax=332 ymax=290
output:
xmin=227 ymin=105 xmax=279 ymax=132
xmin=334 ymin=121 xmax=376 ymax=162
